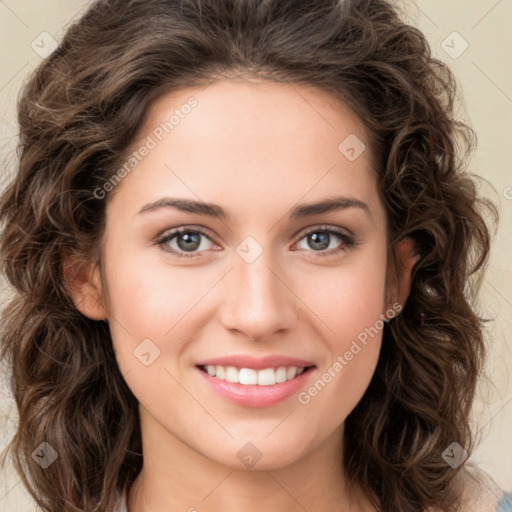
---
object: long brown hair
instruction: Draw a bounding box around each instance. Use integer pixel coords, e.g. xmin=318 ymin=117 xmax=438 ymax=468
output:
xmin=0 ymin=0 xmax=498 ymax=510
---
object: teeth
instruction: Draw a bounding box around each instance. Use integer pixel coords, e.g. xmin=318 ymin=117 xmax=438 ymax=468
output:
xmin=203 ymin=365 xmax=309 ymax=385
xmin=225 ymin=366 xmax=239 ymax=383
xmin=275 ymin=367 xmax=287 ymax=383
xmin=257 ymin=368 xmax=276 ymax=386
xmin=287 ymin=367 xmax=298 ymax=379
xmin=239 ymin=368 xmax=258 ymax=385
xmin=215 ymin=365 xmax=225 ymax=380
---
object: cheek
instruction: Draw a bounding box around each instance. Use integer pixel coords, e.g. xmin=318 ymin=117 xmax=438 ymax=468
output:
xmin=103 ymin=245 xmax=208 ymax=338
xmin=292 ymin=244 xmax=389 ymax=345
xmin=104 ymin=257 xmax=206 ymax=403
xmin=291 ymin=247 xmax=388 ymax=419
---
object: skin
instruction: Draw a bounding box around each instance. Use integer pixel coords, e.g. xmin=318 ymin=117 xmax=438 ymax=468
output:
xmin=66 ymin=78 xmax=418 ymax=512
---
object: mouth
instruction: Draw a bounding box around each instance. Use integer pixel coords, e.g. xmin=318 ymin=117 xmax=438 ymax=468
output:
xmin=196 ymin=364 xmax=316 ymax=386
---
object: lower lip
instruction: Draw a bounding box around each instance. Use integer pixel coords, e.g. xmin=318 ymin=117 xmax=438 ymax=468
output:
xmin=196 ymin=366 xmax=316 ymax=408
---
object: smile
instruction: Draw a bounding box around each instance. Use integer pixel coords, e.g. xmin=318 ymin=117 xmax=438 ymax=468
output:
xmin=196 ymin=364 xmax=317 ymax=408
xmin=197 ymin=364 xmax=313 ymax=386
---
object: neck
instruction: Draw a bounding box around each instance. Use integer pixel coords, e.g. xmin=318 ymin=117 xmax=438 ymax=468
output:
xmin=127 ymin=409 xmax=374 ymax=512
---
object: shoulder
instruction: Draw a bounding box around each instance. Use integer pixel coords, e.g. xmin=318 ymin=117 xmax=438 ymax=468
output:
xmin=452 ymin=465 xmax=509 ymax=512
xmin=496 ymin=492 xmax=512 ymax=512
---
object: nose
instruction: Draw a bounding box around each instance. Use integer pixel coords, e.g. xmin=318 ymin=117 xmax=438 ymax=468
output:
xmin=219 ymin=248 xmax=297 ymax=341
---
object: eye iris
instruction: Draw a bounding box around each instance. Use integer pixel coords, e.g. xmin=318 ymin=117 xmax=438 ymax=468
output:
xmin=177 ymin=232 xmax=201 ymax=251
xmin=308 ymin=232 xmax=330 ymax=250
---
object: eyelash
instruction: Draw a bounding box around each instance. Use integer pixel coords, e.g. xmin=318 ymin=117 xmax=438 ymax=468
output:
xmin=155 ymin=225 xmax=356 ymax=259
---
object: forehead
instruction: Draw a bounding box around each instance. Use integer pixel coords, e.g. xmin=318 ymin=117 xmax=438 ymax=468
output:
xmin=108 ymin=78 xmax=384 ymax=228
xmin=139 ymin=78 xmax=370 ymax=160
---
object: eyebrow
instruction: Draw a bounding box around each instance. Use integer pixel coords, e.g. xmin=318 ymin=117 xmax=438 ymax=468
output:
xmin=137 ymin=196 xmax=372 ymax=221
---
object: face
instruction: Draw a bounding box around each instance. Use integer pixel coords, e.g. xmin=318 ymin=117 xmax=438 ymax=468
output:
xmin=75 ymin=78 xmax=411 ymax=471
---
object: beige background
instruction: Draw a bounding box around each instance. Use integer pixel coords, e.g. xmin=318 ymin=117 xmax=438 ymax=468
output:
xmin=0 ymin=1 xmax=511 ymax=510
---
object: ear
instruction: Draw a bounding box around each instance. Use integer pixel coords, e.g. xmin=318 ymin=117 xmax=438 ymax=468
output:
xmin=62 ymin=255 xmax=108 ymax=321
xmin=386 ymin=237 xmax=420 ymax=314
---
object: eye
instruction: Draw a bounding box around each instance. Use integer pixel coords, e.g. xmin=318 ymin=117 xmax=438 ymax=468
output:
xmin=156 ymin=226 xmax=217 ymax=259
xmin=156 ymin=224 xmax=356 ymax=259
xmin=293 ymin=225 xmax=356 ymax=257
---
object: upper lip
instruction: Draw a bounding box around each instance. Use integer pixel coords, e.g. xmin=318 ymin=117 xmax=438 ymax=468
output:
xmin=195 ymin=354 xmax=316 ymax=370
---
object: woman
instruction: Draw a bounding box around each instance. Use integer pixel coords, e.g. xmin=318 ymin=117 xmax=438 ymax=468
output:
xmin=0 ymin=0 xmax=508 ymax=510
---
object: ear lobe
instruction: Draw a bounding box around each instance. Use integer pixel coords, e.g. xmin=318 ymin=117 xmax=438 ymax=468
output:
xmin=386 ymin=237 xmax=420 ymax=313
xmin=62 ymin=256 xmax=108 ymax=321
